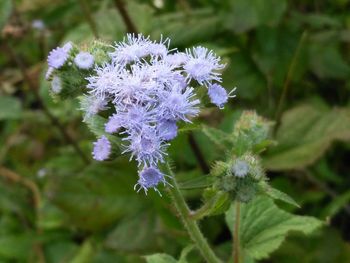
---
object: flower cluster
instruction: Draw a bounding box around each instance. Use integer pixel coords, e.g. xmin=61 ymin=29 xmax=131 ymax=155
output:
xmin=47 ymin=34 xmax=235 ymax=194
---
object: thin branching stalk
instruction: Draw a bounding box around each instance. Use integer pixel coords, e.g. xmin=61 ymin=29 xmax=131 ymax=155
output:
xmin=113 ymin=0 xmax=138 ymax=34
xmin=274 ymin=31 xmax=308 ymax=132
xmin=165 ymin=162 xmax=222 ymax=263
xmin=233 ymin=201 xmax=241 ymax=263
xmin=78 ymin=0 xmax=99 ymax=38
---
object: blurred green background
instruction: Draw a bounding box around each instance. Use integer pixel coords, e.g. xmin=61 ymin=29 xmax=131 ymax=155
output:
xmin=1 ymin=0 xmax=350 ymax=262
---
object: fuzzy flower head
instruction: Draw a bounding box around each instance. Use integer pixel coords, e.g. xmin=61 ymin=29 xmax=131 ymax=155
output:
xmin=124 ymin=126 xmax=168 ymax=167
xmin=109 ymin=34 xmax=152 ymax=64
xmin=74 ymin=51 xmax=94 ymax=69
xmin=134 ymin=166 xmax=169 ymax=195
xmin=81 ymin=95 xmax=109 ymax=121
xmin=51 ymin=76 xmax=62 ymax=94
xmin=231 ymin=159 xmax=249 ymax=178
xmin=47 ymin=47 xmax=69 ymax=69
xmin=184 ymin=46 xmax=225 ymax=86
xmin=92 ymin=136 xmax=111 ymax=161
xmin=158 ymin=120 xmax=178 ymax=141
xmin=208 ymin=83 xmax=231 ymax=109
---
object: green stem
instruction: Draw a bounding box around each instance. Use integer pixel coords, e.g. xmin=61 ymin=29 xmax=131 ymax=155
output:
xmin=165 ymin=162 xmax=222 ymax=263
xmin=233 ymin=201 xmax=241 ymax=263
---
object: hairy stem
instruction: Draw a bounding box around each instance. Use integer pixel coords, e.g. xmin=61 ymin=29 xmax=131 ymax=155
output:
xmin=165 ymin=162 xmax=222 ymax=263
xmin=233 ymin=201 xmax=241 ymax=263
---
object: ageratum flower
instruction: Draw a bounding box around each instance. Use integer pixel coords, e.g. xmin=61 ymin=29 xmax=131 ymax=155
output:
xmin=47 ymin=42 xmax=73 ymax=69
xmin=134 ymin=166 xmax=169 ymax=194
xmin=92 ymin=135 xmax=111 ymax=161
xmin=51 ymin=76 xmax=62 ymax=94
xmin=47 ymin=33 xmax=235 ymax=194
xmin=74 ymin=51 xmax=94 ymax=69
xmin=184 ymin=46 xmax=225 ymax=86
xmin=109 ymin=34 xmax=152 ymax=64
xmin=231 ymin=159 xmax=249 ymax=178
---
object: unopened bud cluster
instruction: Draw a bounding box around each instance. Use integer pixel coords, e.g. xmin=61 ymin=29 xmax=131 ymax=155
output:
xmin=211 ymin=111 xmax=270 ymax=203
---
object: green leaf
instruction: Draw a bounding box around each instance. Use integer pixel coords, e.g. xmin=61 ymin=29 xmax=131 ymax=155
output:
xmin=224 ymin=0 xmax=287 ymax=33
xmin=0 ymin=234 xmax=32 ymax=260
xmin=190 ymin=190 xmax=231 ymax=220
xmin=308 ymin=43 xmax=350 ymax=79
xmin=0 ymin=0 xmax=12 ymax=31
xmin=0 ymin=96 xmax=22 ymax=120
xmin=320 ymin=191 xmax=350 ymax=218
xmin=145 ymin=254 xmax=177 ymax=263
xmin=178 ymin=175 xmax=215 ymax=190
xmin=105 ymin=211 xmax=157 ymax=252
xmin=47 ymin=162 xmax=140 ymax=231
xmin=201 ymin=125 xmax=233 ymax=150
xmin=70 ymin=240 xmax=94 ymax=263
xmin=264 ymin=104 xmax=350 ymax=170
xmin=225 ymin=196 xmax=322 ymax=260
xmin=259 ymin=181 xmax=300 ymax=208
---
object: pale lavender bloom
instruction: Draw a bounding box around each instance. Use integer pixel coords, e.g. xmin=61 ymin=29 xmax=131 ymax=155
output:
xmin=81 ymin=95 xmax=109 ymax=121
xmin=45 ymin=67 xmax=54 ymax=80
xmin=159 ymin=87 xmax=200 ymax=122
xmin=158 ymin=120 xmax=178 ymax=141
xmin=109 ymin=34 xmax=152 ymax=64
xmin=86 ymin=62 xmax=121 ymax=98
xmin=105 ymin=113 xmax=124 ymax=133
xmin=134 ymin=166 xmax=168 ymax=194
xmin=47 ymin=47 xmax=69 ymax=69
xmin=124 ymin=126 xmax=168 ymax=166
xmin=51 ymin=76 xmax=62 ymax=94
xmin=62 ymin=42 xmax=73 ymax=52
xmin=164 ymin=52 xmax=188 ymax=67
xmin=231 ymin=160 xmax=249 ymax=178
xmin=184 ymin=46 xmax=225 ymax=86
xmin=74 ymin=51 xmax=94 ymax=69
xmin=32 ymin=19 xmax=45 ymax=30
xmin=119 ymin=104 xmax=156 ymax=131
xmin=147 ymin=42 xmax=168 ymax=57
xmin=208 ymin=83 xmax=228 ymax=109
xmin=92 ymin=136 xmax=111 ymax=161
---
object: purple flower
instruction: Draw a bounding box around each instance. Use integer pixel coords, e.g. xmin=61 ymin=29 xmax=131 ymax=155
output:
xmin=51 ymin=76 xmax=62 ymax=94
xmin=109 ymin=34 xmax=152 ymax=64
xmin=208 ymin=83 xmax=228 ymax=109
xmin=184 ymin=46 xmax=225 ymax=86
xmin=74 ymin=51 xmax=94 ymax=69
xmin=81 ymin=95 xmax=109 ymax=121
xmin=158 ymin=120 xmax=178 ymax=141
xmin=134 ymin=166 xmax=168 ymax=194
xmin=92 ymin=135 xmax=111 ymax=161
xmin=47 ymin=47 xmax=69 ymax=69
xmin=45 ymin=67 xmax=54 ymax=80
xmin=164 ymin=52 xmax=188 ymax=67
xmin=124 ymin=126 xmax=168 ymax=166
xmin=105 ymin=113 xmax=124 ymax=133
xmin=159 ymin=87 xmax=200 ymax=122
